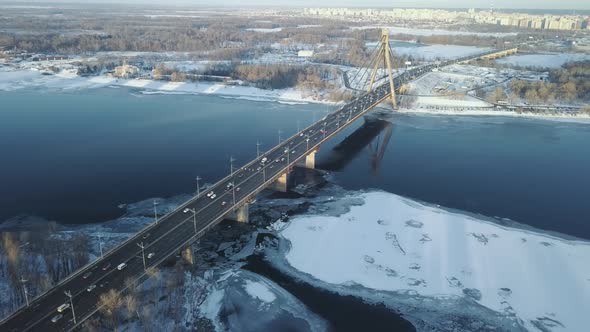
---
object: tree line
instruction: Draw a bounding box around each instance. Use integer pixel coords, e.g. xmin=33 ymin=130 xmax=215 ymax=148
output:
xmin=509 ymin=61 xmax=590 ymax=104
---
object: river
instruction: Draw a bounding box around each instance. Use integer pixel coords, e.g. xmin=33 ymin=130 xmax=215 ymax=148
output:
xmin=1 ymin=87 xmax=590 ymax=240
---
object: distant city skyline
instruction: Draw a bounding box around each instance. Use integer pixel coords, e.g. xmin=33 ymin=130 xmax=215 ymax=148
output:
xmin=3 ymin=0 xmax=589 ymax=10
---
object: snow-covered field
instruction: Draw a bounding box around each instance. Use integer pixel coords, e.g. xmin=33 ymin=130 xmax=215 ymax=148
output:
xmin=277 ymin=191 xmax=590 ymax=332
xmin=365 ymin=42 xmax=491 ymax=61
xmin=496 ymin=53 xmax=590 ymax=69
xmin=414 ymin=96 xmax=491 ymax=108
xmin=394 ymin=44 xmax=491 ymax=61
xmin=246 ymin=27 xmax=283 ymax=33
xmin=397 ymin=108 xmax=590 ymax=123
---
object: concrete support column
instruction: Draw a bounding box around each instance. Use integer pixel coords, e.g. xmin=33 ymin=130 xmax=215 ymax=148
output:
xmin=181 ymin=246 xmax=194 ymax=265
xmin=273 ymin=172 xmax=288 ymax=192
xmin=228 ymin=203 xmax=249 ymax=223
xmin=304 ymin=151 xmax=316 ymax=169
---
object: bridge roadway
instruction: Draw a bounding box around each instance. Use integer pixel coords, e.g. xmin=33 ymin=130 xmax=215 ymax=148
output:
xmin=0 ymin=47 xmax=510 ymax=332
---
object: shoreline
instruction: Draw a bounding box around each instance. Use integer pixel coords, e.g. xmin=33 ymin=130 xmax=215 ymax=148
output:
xmin=0 ymin=67 xmax=341 ymax=106
xmin=1 ymin=67 xmax=589 ymax=124
xmin=395 ymin=106 xmax=590 ymax=123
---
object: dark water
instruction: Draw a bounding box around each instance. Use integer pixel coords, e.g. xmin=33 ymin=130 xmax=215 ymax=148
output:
xmin=244 ymin=253 xmax=416 ymax=332
xmin=316 ymin=113 xmax=590 ymax=239
xmin=0 ymin=89 xmax=323 ymax=224
xmin=1 ymin=88 xmax=590 ymax=240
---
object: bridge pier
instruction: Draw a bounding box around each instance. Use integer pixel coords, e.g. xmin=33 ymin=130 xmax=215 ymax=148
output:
xmin=181 ymin=246 xmax=195 ymax=265
xmin=227 ymin=203 xmax=249 ymax=223
xmin=304 ymin=150 xmax=316 ymax=169
xmin=272 ymin=172 xmax=288 ymax=192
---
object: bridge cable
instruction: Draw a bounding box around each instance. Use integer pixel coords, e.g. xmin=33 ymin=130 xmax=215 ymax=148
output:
xmin=346 ymin=41 xmax=381 ymax=92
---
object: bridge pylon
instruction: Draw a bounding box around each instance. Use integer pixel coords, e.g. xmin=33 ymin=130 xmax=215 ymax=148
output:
xmin=367 ymin=28 xmax=397 ymax=110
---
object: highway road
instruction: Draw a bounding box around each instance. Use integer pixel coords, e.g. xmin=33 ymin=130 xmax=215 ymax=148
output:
xmin=0 ymin=47 xmax=509 ymax=331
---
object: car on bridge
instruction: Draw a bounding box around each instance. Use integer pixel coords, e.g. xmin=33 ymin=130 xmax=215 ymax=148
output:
xmin=57 ymin=303 xmax=70 ymax=313
xmin=51 ymin=314 xmax=63 ymax=323
xmin=117 ymin=263 xmax=127 ymax=270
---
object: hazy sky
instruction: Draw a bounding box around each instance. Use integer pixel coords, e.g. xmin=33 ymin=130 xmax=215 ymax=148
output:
xmin=6 ymin=0 xmax=590 ymax=10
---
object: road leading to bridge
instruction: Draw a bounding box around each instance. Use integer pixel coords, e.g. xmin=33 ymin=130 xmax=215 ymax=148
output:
xmin=0 ymin=47 xmax=515 ymax=332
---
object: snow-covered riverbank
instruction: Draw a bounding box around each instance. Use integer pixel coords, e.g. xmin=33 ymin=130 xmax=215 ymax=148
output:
xmin=269 ymin=190 xmax=590 ymax=332
xmin=397 ymin=107 xmax=590 ymax=123
xmin=0 ymin=67 xmax=335 ymax=105
xmin=2 ymin=66 xmax=588 ymax=125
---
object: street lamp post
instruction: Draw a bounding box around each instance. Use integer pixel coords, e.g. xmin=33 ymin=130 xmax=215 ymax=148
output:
xmin=64 ymin=290 xmax=76 ymax=324
xmin=305 ymin=136 xmax=310 ymax=150
xmin=196 ymin=176 xmax=201 ymax=196
xmin=97 ymin=233 xmax=104 ymax=258
xmin=285 ymin=147 xmax=290 ymax=166
xmin=153 ymin=200 xmax=159 ymax=223
xmin=137 ymin=242 xmax=146 ymax=270
xmin=189 ymin=208 xmax=197 ymax=234
xmin=230 ymin=156 xmax=235 ymax=177
xmin=256 ymin=141 xmax=261 ymax=158
xmin=230 ymin=157 xmax=236 ymax=205
xmin=19 ymin=276 xmax=29 ymax=307
xmin=297 ymin=120 xmax=300 ymax=133
xmin=278 ymin=129 xmax=282 ymax=144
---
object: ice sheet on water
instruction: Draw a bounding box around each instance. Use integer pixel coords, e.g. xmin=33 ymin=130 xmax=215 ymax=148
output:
xmin=243 ymin=280 xmax=277 ymax=303
xmin=269 ymin=190 xmax=590 ymax=332
xmin=198 ymin=270 xmax=328 ymax=332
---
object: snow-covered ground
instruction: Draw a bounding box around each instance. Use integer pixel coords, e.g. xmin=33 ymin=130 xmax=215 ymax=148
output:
xmin=409 ymin=65 xmax=508 ymax=96
xmin=0 ymin=67 xmax=332 ymax=104
xmin=275 ymin=191 xmax=590 ymax=332
xmin=496 ymin=53 xmax=590 ymax=69
xmin=406 ymin=68 xmax=496 ymax=109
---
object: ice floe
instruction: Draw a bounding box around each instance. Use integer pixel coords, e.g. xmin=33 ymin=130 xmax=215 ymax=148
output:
xmin=278 ymin=191 xmax=590 ymax=332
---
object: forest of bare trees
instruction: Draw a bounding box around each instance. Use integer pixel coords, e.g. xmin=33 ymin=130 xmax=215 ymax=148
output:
xmin=0 ymin=225 xmax=90 ymax=317
xmin=508 ymin=61 xmax=590 ymax=104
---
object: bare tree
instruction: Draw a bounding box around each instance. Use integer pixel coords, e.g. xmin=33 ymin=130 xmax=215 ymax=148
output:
xmin=98 ymin=289 xmax=122 ymax=317
xmin=123 ymin=294 xmax=138 ymax=320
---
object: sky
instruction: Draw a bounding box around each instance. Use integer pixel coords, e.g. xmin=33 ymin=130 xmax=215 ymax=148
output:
xmin=4 ymin=0 xmax=589 ymax=10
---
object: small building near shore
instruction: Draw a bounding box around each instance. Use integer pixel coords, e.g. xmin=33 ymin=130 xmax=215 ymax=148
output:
xmin=114 ymin=64 xmax=140 ymax=78
xmin=297 ymin=50 xmax=314 ymax=57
